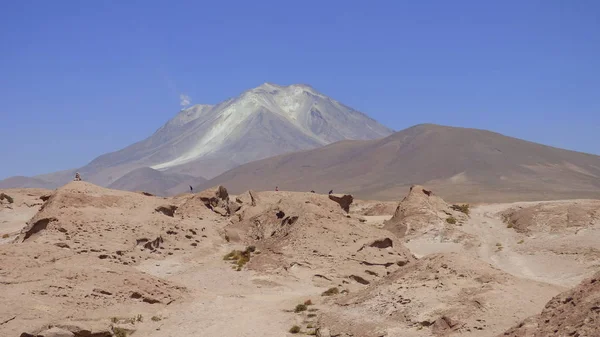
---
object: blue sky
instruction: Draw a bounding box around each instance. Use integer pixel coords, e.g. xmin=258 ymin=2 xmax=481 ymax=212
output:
xmin=1 ymin=1 xmax=599 ymax=179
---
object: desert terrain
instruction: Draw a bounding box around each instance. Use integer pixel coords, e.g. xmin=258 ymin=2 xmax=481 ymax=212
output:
xmin=0 ymin=182 xmax=598 ymax=337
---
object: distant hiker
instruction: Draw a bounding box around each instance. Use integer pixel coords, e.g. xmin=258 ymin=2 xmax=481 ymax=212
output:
xmin=189 ymin=185 xmax=193 ymax=192
xmin=74 ymin=172 xmax=81 ymax=181
xmin=275 ymin=186 xmax=279 ymax=191
xmin=328 ymin=189 xmax=333 ymax=195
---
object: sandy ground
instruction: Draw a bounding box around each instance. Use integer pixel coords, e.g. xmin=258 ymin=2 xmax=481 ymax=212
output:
xmin=395 ymin=201 xmax=599 ymax=288
xmin=133 ymin=245 xmax=323 ymax=337
xmin=1 ymin=184 xmax=598 ymax=336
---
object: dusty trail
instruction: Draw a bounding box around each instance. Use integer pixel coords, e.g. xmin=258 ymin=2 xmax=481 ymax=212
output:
xmin=461 ymin=204 xmax=541 ymax=283
xmin=398 ymin=201 xmax=598 ymax=288
xmin=464 ymin=203 xmax=598 ymax=287
xmin=134 ymin=245 xmax=321 ymax=337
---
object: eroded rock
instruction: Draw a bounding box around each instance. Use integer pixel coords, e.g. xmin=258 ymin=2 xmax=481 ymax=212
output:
xmin=155 ymin=205 xmax=178 ymax=217
xmin=328 ymin=194 xmax=354 ymax=213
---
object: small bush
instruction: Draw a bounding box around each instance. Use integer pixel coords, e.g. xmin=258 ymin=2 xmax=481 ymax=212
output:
xmin=304 ymin=299 xmax=313 ymax=306
xmin=294 ymin=304 xmax=308 ymax=313
xmin=223 ymin=246 xmax=255 ymax=270
xmin=151 ymin=316 xmax=162 ymax=322
xmin=451 ymin=204 xmax=470 ymax=215
xmin=307 ymin=324 xmax=314 ymax=328
xmin=306 ymin=329 xmax=317 ymax=335
xmin=289 ymin=325 xmax=301 ymax=334
xmin=2 ymin=233 xmax=9 ymax=239
xmin=446 ymin=216 xmax=457 ymax=224
xmin=111 ymin=317 xmax=119 ymax=323
xmin=321 ymin=287 xmax=339 ymax=296
xmin=307 ymin=313 xmax=317 ymax=318
xmin=507 ymin=223 xmax=513 ymax=228
xmin=517 ymin=239 xmax=524 ymax=244
xmin=496 ymin=243 xmax=502 ymax=247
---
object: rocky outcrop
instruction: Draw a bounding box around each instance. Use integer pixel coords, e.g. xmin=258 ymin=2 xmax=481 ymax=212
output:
xmin=197 ymin=185 xmax=231 ymax=215
xmin=328 ymin=194 xmax=353 ymax=213
xmin=498 ymin=271 xmax=600 ymax=337
xmin=20 ymin=320 xmax=112 ymax=337
xmin=383 ymin=185 xmax=464 ymax=238
xmin=155 ymin=205 xmax=178 ymax=217
xmin=18 ymin=217 xmax=58 ymax=242
xmin=236 ymin=190 xmax=257 ymax=207
xmin=0 ymin=192 xmax=14 ymax=204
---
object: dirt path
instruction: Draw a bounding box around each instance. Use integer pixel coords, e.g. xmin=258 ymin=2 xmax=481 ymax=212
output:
xmin=134 ymin=245 xmax=322 ymax=337
xmin=399 ymin=202 xmax=597 ymax=288
xmin=463 ymin=203 xmax=597 ymax=287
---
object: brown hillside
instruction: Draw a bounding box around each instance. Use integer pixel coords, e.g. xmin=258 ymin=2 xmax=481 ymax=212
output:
xmin=201 ymin=124 xmax=600 ymax=202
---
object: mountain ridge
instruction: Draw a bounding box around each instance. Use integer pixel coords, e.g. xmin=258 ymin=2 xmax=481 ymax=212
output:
xmin=199 ymin=123 xmax=600 ymax=202
xmin=0 ymin=83 xmax=393 ymax=190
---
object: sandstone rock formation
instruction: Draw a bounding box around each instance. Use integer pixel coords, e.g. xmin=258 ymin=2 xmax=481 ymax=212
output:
xmin=499 ymin=271 xmax=600 ymax=337
xmin=318 ymin=253 xmax=561 ymax=337
xmin=328 ymin=194 xmax=354 ymax=213
xmin=383 ymin=185 xmax=467 ymax=239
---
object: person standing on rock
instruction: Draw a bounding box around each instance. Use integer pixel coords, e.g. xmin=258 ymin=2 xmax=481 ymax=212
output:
xmin=74 ymin=172 xmax=81 ymax=181
xmin=189 ymin=185 xmax=193 ymax=193
xmin=275 ymin=186 xmax=279 ymax=192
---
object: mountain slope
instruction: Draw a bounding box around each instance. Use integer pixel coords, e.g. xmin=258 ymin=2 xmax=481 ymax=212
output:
xmin=200 ymin=124 xmax=600 ymax=202
xmin=3 ymin=83 xmax=392 ymax=190
xmin=107 ymin=167 xmax=204 ymax=196
xmin=0 ymin=176 xmax=56 ymax=189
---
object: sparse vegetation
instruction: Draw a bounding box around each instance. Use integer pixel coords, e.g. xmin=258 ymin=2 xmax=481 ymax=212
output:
xmin=223 ymin=246 xmax=256 ymax=270
xmin=151 ymin=316 xmax=162 ymax=322
xmin=321 ymin=287 xmax=339 ymax=296
xmin=306 ymin=329 xmax=317 ymax=335
xmin=289 ymin=325 xmax=301 ymax=334
xmin=111 ymin=314 xmax=143 ymax=325
xmin=496 ymin=243 xmax=503 ymax=252
xmin=517 ymin=239 xmax=525 ymax=244
xmin=451 ymin=204 xmax=470 ymax=215
xmin=446 ymin=216 xmax=457 ymax=224
xmin=0 ymin=193 xmax=14 ymax=204
xmin=2 ymin=233 xmax=9 ymax=239
xmin=307 ymin=324 xmax=314 ymax=328
xmin=307 ymin=313 xmax=317 ymax=318
xmin=294 ymin=304 xmax=308 ymax=313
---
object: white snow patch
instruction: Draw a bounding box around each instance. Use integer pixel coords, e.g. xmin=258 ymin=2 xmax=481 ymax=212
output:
xmin=151 ymin=83 xmax=388 ymax=170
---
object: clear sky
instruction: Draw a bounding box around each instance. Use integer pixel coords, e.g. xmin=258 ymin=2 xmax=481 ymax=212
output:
xmin=1 ymin=1 xmax=599 ymax=179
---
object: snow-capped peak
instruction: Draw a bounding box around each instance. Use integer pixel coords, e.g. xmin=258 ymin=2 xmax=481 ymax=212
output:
xmin=137 ymin=83 xmax=393 ymax=174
